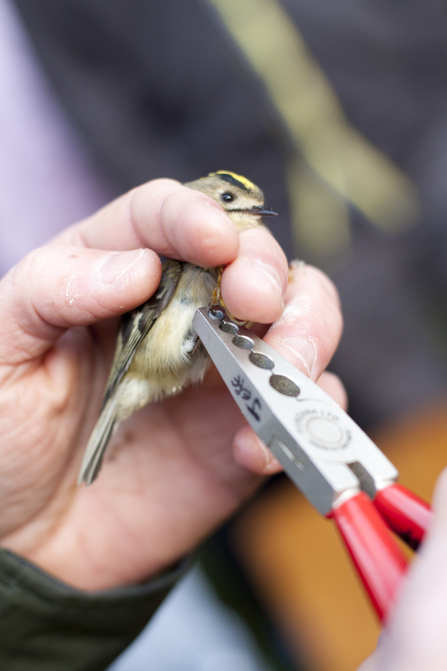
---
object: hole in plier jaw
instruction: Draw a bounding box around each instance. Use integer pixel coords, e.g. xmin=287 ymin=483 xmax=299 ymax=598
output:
xmin=208 ymin=304 xmax=226 ymax=320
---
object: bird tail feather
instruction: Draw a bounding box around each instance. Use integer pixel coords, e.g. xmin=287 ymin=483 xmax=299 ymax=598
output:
xmin=78 ymin=398 xmax=118 ymax=486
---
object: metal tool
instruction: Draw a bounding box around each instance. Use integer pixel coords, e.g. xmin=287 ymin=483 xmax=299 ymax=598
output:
xmin=193 ymin=306 xmax=432 ymax=622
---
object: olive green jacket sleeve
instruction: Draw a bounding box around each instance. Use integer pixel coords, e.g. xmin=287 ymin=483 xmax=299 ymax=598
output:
xmin=0 ymin=548 xmax=188 ymax=671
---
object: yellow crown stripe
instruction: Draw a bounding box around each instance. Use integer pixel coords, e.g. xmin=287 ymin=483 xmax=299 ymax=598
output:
xmin=210 ymin=170 xmax=257 ymax=192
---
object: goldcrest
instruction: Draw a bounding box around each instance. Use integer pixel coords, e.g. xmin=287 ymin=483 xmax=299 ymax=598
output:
xmin=78 ymin=171 xmax=276 ymax=485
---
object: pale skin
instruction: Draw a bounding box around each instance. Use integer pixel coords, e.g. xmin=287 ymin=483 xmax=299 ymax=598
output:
xmin=2 ymin=178 xmax=447 ymax=670
xmin=358 ymin=467 xmax=447 ymax=671
xmin=0 ymin=178 xmax=345 ymax=592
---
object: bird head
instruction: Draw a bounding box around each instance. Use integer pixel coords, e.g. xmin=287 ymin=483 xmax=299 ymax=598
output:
xmin=185 ymin=170 xmax=277 ymax=232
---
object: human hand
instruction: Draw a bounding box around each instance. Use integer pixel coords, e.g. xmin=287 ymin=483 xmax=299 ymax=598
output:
xmin=358 ymin=465 xmax=447 ymax=671
xmin=0 ymin=178 xmax=343 ymax=591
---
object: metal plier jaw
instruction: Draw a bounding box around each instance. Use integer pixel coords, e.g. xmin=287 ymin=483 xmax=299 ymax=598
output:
xmin=193 ymin=306 xmax=432 ymax=622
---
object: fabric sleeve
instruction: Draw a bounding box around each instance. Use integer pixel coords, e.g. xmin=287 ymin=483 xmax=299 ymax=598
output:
xmin=0 ymin=548 xmax=188 ymax=671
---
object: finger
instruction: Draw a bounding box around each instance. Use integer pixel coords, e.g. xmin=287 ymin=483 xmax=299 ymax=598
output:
xmin=365 ymin=468 xmax=447 ymax=670
xmin=233 ymin=262 xmax=343 ymax=476
xmin=0 ymin=245 xmax=161 ymax=363
xmin=233 ymin=424 xmax=283 ymax=475
xmin=317 ymin=371 xmax=348 ymax=410
xmin=220 ymin=227 xmax=289 ymax=324
xmin=55 ymin=179 xmax=240 ymax=269
xmin=264 ymin=262 xmax=343 ymax=380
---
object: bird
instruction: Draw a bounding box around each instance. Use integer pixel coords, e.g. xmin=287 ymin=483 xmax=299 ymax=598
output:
xmin=78 ymin=171 xmax=277 ymax=485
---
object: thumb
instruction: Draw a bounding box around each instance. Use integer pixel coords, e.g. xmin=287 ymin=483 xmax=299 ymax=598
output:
xmin=0 ymin=244 xmax=161 ymax=364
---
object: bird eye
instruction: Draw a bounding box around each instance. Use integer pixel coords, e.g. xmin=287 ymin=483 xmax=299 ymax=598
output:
xmin=221 ymin=192 xmax=234 ymax=202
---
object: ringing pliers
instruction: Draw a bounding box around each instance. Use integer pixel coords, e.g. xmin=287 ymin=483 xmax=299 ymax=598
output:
xmin=193 ymin=306 xmax=432 ymax=622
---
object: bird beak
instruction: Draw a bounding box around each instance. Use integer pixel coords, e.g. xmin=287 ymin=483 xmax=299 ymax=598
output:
xmin=248 ymin=206 xmax=278 ymax=217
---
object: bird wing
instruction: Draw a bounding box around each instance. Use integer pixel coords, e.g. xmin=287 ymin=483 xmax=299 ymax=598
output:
xmin=78 ymin=260 xmax=184 ymax=485
xmin=101 ymin=259 xmax=184 ymax=409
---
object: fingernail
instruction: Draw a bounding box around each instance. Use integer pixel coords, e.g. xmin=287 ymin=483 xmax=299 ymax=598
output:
xmin=251 ymin=260 xmax=284 ymax=298
xmin=263 ymin=443 xmax=283 ymax=473
xmin=98 ymin=249 xmax=145 ymax=285
xmin=289 ymin=259 xmax=306 ymax=271
xmin=280 ymin=337 xmax=317 ymax=376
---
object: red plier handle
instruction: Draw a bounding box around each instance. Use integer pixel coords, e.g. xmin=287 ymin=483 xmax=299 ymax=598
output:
xmin=329 ymin=485 xmax=432 ymax=621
